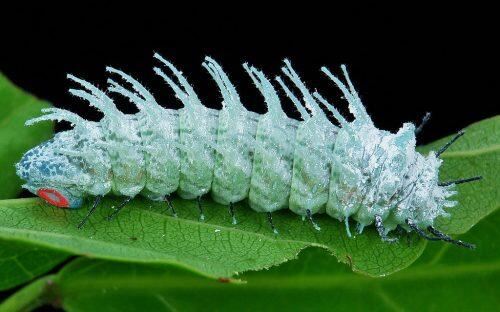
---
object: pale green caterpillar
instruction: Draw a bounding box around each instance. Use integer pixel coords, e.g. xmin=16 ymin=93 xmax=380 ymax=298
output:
xmin=16 ymin=54 xmax=481 ymax=248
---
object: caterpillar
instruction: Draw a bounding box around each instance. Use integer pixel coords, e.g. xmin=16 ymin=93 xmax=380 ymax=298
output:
xmin=15 ymin=54 xmax=482 ymax=249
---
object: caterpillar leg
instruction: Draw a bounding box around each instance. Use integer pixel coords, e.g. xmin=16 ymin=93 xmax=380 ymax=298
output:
xmin=164 ymin=195 xmax=177 ymax=218
xmin=77 ymin=195 xmax=103 ymax=229
xmin=306 ymin=209 xmax=321 ymax=231
xmin=228 ymin=202 xmax=237 ymax=225
xmin=106 ymin=197 xmax=132 ymax=221
xmin=197 ymin=196 xmax=205 ymax=221
xmin=427 ymin=226 xmax=476 ymax=249
xmin=356 ymin=223 xmax=365 ymax=235
xmin=267 ymin=212 xmax=278 ymax=234
xmin=374 ymin=215 xmax=398 ymax=243
xmin=414 ymin=112 xmax=431 ymax=135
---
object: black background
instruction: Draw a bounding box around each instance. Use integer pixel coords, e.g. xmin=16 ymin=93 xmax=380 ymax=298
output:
xmin=0 ymin=4 xmax=498 ymax=145
xmin=0 ymin=3 xmax=498 ymax=310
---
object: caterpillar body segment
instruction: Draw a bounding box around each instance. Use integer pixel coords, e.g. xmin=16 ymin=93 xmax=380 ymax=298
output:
xmin=211 ymin=107 xmax=259 ymax=205
xmin=154 ymin=55 xmax=219 ymax=200
xmin=245 ymin=64 xmax=299 ymax=213
xmin=69 ymin=73 xmax=146 ymax=198
xmin=102 ymin=115 xmax=145 ymax=197
xmin=248 ymin=113 xmax=298 ymax=213
xmin=107 ymin=67 xmax=181 ymax=201
xmin=16 ymin=55 xmax=481 ymax=249
xmin=137 ymin=109 xmax=181 ymax=201
xmin=277 ymin=60 xmax=339 ymax=217
xmin=289 ymin=117 xmax=337 ymax=216
xmin=204 ymin=57 xmax=260 ymax=206
xmin=177 ymin=105 xmax=219 ymax=200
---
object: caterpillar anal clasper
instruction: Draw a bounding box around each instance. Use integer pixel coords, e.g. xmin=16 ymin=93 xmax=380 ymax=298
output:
xmin=16 ymin=54 xmax=481 ymax=249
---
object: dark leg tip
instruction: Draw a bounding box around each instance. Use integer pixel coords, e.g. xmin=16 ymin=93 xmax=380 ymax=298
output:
xmin=306 ymin=209 xmax=321 ymax=231
xmin=267 ymin=212 xmax=279 ymax=234
xmin=165 ymin=195 xmax=177 ymax=217
xmin=375 ymin=215 xmax=398 ymax=243
xmin=197 ymin=196 xmax=205 ymax=221
xmin=229 ymin=202 xmax=237 ymax=225
xmin=76 ymin=195 xmax=103 ymax=229
xmin=104 ymin=197 xmax=132 ymax=221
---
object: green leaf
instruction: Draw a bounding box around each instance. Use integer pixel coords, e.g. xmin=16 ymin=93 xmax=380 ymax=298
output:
xmin=0 ymin=238 xmax=68 ymax=291
xmin=417 ymin=115 xmax=500 ymax=234
xmin=0 ymin=73 xmax=53 ymax=199
xmin=0 ymin=198 xmax=426 ymax=279
xmin=4 ymin=208 xmax=498 ymax=312
xmin=0 ymin=274 xmax=59 ymax=312
xmin=0 ymin=116 xmax=497 ymax=281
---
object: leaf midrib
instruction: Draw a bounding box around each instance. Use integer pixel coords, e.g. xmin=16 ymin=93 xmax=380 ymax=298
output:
xmin=0 ymin=199 xmax=328 ymax=278
xmin=0 ymin=227 xmax=228 ymax=279
xmin=0 ymin=198 xmax=327 ymax=247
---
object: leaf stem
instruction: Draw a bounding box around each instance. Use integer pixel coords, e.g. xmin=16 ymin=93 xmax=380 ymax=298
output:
xmin=0 ymin=274 xmax=59 ymax=312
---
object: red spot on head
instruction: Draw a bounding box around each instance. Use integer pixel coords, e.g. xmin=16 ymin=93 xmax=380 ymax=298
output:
xmin=218 ymin=277 xmax=231 ymax=283
xmin=37 ymin=188 xmax=69 ymax=208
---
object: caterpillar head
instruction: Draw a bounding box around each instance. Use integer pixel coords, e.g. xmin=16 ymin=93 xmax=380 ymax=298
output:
xmin=15 ymin=134 xmax=91 ymax=209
